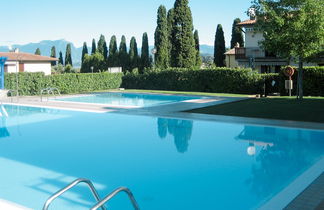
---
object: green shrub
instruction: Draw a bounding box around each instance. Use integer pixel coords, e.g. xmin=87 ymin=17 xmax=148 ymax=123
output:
xmin=5 ymin=72 xmax=123 ymax=95
xmin=122 ymin=68 xmax=266 ymax=94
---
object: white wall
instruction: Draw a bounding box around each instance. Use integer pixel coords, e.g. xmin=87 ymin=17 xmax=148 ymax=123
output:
xmin=23 ymin=63 xmax=51 ymax=75
xmin=245 ymin=28 xmax=264 ymax=48
xmin=5 ymin=61 xmax=19 ymax=73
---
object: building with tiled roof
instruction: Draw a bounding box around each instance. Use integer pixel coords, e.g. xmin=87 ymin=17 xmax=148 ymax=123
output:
xmin=0 ymin=49 xmax=57 ymax=75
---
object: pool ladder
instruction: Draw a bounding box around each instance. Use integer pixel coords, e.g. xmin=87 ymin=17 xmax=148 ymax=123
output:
xmin=40 ymin=87 xmax=61 ymax=102
xmin=42 ymin=178 xmax=140 ymax=210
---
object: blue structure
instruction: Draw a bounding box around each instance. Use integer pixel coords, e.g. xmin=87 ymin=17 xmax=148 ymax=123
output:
xmin=0 ymin=57 xmax=7 ymax=89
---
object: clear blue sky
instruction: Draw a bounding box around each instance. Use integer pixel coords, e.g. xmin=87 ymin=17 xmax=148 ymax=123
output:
xmin=2 ymin=0 xmax=252 ymax=47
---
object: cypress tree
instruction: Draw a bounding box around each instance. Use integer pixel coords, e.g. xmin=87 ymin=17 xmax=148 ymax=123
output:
xmin=118 ymin=35 xmax=128 ymax=72
xmin=91 ymin=39 xmax=96 ymax=55
xmin=154 ymin=5 xmax=169 ymax=69
xmin=81 ymin=42 xmax=88 ymax=64
xmin=141 ymin=32 xmax=150 ymax=71
xmin=129 ymin=37 xmax=139 ymax=71
xmin=167 ymin=8 xmax=175 ymax=66
xmin=170 ymin=0 xmax=196 ymax=68
xmin=230 ymin=18 xmax=244 ymax=48
xmin=108 ymin=35 xmax=118 ymax=67
xmin=193 ymin=30 xmax=202 ymax=68
xmin=35 ymin=48 xmax=41 ymax=55
xmin=58 ymin=51 xmax=64 ymax=65
xmin=65 ymin=43 xmax=73 ymax=66
xmin=50 ymin=46 xmax=56 ymax=66
xmin=97 ymin=34 xmax=108 ymax=60
xmin=214 ymin=24 xmax=226 ymax=67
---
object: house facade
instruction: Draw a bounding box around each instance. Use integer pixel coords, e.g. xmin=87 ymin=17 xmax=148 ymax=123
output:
xmin=235 ymin=19 xmax=287 ymax=73
xmin=0 ymin=49 xmax=57 ymax=75
xmin=233 ymin=17 xmax=322 ymax=73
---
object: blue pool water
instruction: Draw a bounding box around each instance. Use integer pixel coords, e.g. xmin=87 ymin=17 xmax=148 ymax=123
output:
xmin=54 ymin=92 xmax=204 ymax=107
xmin=0 ymin=105 xmax=323 ymax=210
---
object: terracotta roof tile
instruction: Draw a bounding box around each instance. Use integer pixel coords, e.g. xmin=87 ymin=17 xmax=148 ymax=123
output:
xmin=237 ymin=19 xmax=256 ymax=26
xmin=0 ymin=52 xmax=58 ymax=62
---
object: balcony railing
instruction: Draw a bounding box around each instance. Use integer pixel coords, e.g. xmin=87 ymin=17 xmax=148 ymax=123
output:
xmin=235 ymin=47 xmax=266 ymax=59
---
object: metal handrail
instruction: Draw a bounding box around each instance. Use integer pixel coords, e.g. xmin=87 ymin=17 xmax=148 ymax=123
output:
xmin=90 ymin=187 xmax=140 ymax=210
xmin=40 ymin=87 xmax=61 ymax=102
xmin=42 ymin=178 xmax=106 ymax=210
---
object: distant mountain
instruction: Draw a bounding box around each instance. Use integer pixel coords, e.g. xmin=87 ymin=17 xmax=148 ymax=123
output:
xmin=0 ymin=40 xmax=83 ymax=67
xmin=0 ymin=40 xmax=215 ymax=67
xmin=200 ymin=44 xmax=214 ymax=56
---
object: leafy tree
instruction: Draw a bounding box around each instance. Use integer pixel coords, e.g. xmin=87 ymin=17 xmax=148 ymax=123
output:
xmin=81 ymin=42 xmax=88 ymax=65
xmin=230 ymin=18 xmax=244 ymax=48
xmin=141 ymin=32 xmax=150 ymax=72
xmin=194 ymin=30 xmax=202 ymax=68
xmin=50 ymin=46 xmax=56 ymax=66
xmin=108 ymin=35 xmax=118 ymax=67
xmin=58 ymin=51 xmax=64 ymax=65
xmin=154 ymin=5 xmax=169 ymax=69
xmin=91 ymin=39 xmax=97 ymax=55
xmin=118 ymin=35 xmax=129 ymax=72
xmin=97 ymin=34 xmax=108 ymax=60
xmin=170 ymin=0 xmax=196 ymax=68
xmin=81 ymin=53 xmax=104 ymax=73
xmin=214 ymin=24 xmax=226 ymax=67
xmin=129 ymin=37 xmax=139 ymax=71
xmin=65 ymin=43 xmax=73 ymax=66
xmin=35 ymin=48 xmax=41 ymax=55
xmin=252 ymin=0 xmax=324 ymax=99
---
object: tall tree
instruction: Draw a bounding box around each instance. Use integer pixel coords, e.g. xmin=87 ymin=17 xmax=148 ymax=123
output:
xmin=91 ymin=39 xmax=97 ymax=55
xmin=58 ymin=51 xmax=64 ymax=65
xmin=97 ymin=34 xmax=108 ymax=60
xmin=230 ymin=18 xmax=245 ymax=48
xmin=118 ymin=35 xmax=129 ymax=72
xmin=154 ymin=5 xmax=169 ymax=69
xmin=81 ymin=42 xmax=88 ymax=65
xmin=214 ymin=24 xmax=226 ymax=67
xmin=129 ymin=37 xmax=139 ymax=71
xmin=193 ymin=30 xmax=202 ymax=68
xmin=252 ymin=0 xmax=324 ymax=99
xmin=65 ymin=44 xmax=73 ymax=66
xmin=35 ymin=48 xmax=41 ymax=55
xmin=167 ymin=8 xmax=175 ymax=66
xmin=170 ymin=0 xmax=196 ymax=68
xmin=141 ymin=32 xmax=150 ymax=71
xmin=108 ymin=35 xmax=118 ymax=67
xmin=50 ymin=46 xmax=56 ymax=66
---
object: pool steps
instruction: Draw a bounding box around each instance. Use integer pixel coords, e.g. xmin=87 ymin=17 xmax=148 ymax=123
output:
xmin=0 ymin=199 xmax=32 ymax=210
xmin=43 ymin=178 xmax=140 ymax=210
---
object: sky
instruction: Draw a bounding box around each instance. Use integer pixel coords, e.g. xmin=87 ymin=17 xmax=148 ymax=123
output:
xmin=1 ymin=0 xmax=252 ymax=47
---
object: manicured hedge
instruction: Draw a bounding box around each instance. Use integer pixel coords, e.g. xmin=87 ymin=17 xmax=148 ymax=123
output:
xmin=122 ymin=68 xmax=268 ymax=94
xmin=278 ymin=66 xmax=324 ymax=96
xmin=4 ymin=66 xmax=323 ymax=96
xmin=5 ymin=72 xmax=123 ymax=95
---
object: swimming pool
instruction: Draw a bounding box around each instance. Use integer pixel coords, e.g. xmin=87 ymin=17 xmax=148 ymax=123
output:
xmin=0 ymin=104 xmax=323 ymax=209
xmin=54 ymin=92 xmax=205 ymax=107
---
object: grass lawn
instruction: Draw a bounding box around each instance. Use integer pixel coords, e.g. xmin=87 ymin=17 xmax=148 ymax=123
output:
xmin=187 ymin=97 xmax=324 ymax=123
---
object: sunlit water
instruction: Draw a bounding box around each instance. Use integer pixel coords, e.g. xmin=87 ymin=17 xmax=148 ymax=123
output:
xmin=0 ymin=105 xmax=323 ymax=210
xmin=55 ymin=92 xmax=204 ymax=107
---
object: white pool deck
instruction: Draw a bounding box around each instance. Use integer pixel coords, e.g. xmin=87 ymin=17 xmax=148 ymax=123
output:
xmin=1 ymin=93 xmax=324 ymax=209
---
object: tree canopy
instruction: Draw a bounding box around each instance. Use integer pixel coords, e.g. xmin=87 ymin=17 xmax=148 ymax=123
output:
xmin=35 ymin=48 xmax=41 ymax=55
xmin=252 ymin=0 xmax=324 ymax=99
xmin=214 ymin=24 xmax=226 ymax=67
xmin=65 ymin=44 xmax=73 ymax=66
xmin=154 ymin=5 xmax=170 ymax=69
xmin=230 ymin=18 xmax=244 ymax=48
xmin=50 ymin=46 xmax=56 ymax=66
xmin=170 ymin=0 xmax=196 ymax=68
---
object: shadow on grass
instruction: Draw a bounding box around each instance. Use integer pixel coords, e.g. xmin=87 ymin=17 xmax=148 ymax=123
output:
xmin=187 ymin=98 xmax=324 ymax=123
